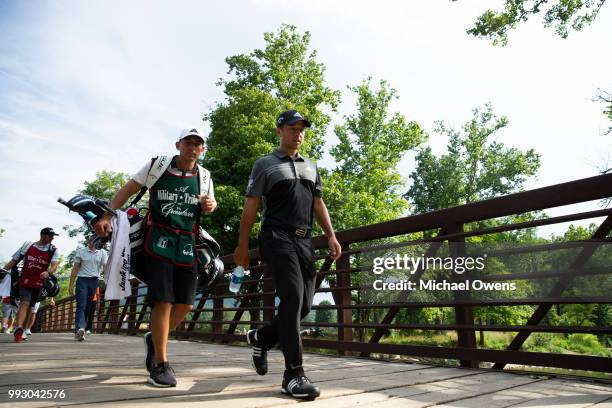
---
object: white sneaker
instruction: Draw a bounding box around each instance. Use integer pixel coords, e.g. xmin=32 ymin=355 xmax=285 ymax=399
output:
xmin=25 ymin=329 xmax=32 ymax=335
xmin=85 ymin=330 xmax=92 ymax=335
xmin=76 ymin=328 xmax=85 ymax=341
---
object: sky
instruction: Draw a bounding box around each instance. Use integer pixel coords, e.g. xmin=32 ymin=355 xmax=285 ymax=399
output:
xmin=0 ymin=0 xmax=611 ymax=262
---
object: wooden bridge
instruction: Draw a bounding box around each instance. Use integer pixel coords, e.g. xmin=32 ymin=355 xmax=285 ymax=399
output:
xmin=1 ymin=333 xmax=611 ymax=407
xmin=3 ymin=173 xmax=611 ymax=407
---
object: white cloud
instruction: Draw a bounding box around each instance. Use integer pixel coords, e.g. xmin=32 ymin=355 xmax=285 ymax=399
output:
xmin=0 ymin=0 xmax=611 ymax=258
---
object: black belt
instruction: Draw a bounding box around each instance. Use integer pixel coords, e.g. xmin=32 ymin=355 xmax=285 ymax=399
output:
xmin=294 ymin=227 xmax=309 ymax=238
xmin=264 ymin=226 xmax=311 ymax=238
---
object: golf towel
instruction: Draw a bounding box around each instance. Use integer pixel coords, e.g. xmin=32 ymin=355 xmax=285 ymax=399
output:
xmin=0 ymin=273 xmax=10 ymax=297
xmin=104 ymin=210 xmax=131 ymax=299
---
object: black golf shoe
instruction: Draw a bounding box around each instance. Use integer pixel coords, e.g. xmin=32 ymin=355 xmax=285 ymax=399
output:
xmin=281 ymin=375 xmax=320 ymax=400
xmin=246 ymin=329 xmax=268 ymax=375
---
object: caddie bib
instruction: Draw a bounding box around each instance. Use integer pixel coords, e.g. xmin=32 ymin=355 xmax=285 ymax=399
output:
xmin=145 ymin=168 xmax=199 ymax=265
xmin=19 ymin=245 xmax=52 ymax=288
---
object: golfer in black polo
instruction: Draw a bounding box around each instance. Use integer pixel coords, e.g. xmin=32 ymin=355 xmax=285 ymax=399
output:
xmin=234 ymin=110 xmax=342 ymax=400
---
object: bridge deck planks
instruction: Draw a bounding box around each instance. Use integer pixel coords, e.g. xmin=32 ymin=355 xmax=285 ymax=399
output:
xmin=0 ymin=333 xmax=610 ymax=408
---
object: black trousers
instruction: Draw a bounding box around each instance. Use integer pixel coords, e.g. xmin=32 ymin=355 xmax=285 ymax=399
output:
xmin=257 ymin=227 xmax=316 ymax=375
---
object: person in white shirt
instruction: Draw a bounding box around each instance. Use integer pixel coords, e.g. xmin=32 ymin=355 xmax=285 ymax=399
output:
xmin=69 ymin=237 xmax=108 ymax=341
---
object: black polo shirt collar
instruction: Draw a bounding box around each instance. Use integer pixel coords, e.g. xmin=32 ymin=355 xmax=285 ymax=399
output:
xmin=273 ymin=148 xmax=305 ymax=161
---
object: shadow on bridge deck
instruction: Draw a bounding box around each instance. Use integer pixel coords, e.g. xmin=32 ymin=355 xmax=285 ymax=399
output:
xmin=1 ymin=333 xmax=610 ymax=408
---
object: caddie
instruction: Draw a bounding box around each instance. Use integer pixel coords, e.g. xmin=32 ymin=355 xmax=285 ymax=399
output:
xmin=1 ymin=227 xmax=60 ymax=343
xmin=94 ymin=128 xmax=217 ymax=387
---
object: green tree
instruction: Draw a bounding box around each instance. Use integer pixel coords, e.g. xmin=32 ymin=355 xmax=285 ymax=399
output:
xmin=81 ymin=171 xmax=132 ymax=201
xmin=49 ymin=254 xmax=73 ymax=301
xmin=402 ymin=105 xmax=541 ymax=338
xmin=323 ymin=78 xmax=426 ymax=231
xmin=315 ymin=300 xmax=334 ymax=324
xmin=406 ymin=104 xmax=540 ymax=214
xmin=462 ymin=0 xmax=607 ymax=46
xmin=202 ymin=24 xmax=341 ymax=251
xmin=63 ymin=171 xmax=131 ymax=240
xmin=319 ymin=79 xmax=426 ymax=336
xmin=463 ymin=1 xmax=610 ymax=194
xmin=545 ymin=224 xmax=612 ymax=331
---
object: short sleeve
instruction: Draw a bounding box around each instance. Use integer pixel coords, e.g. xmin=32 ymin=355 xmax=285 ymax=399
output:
xmin=131 ymin=161 xmax=152 ymax=186
xmin=50 ymin=249 xmax=60 ymax=263
xmin=12 ymin=242 xmax=30 ymax=261
xmin=11 ymin=247 xmax=23 ymax=262
xmin=245 ymin=160 xmax=266 ymax=197
xmin=314 ymin=166 xmax=323 ymax=197
xmin=74 ymin=248 xmax=83 ymax=264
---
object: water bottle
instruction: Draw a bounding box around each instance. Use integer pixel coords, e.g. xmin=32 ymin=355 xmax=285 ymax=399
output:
xmin=229 ymin=266 xmax=245 ymax=293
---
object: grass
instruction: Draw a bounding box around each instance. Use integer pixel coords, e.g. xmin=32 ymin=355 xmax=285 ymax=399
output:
xmin=171 ymin=318 xmax=612 ymax=380
xmin=302 ymin=330 xmax=612 ymax=380
xmin=380 ymin=330 xmax=458 ymax=347
xmin=504 ymin=366 xmax=612 ymax=381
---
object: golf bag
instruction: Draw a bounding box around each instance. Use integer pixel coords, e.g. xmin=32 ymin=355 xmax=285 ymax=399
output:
xmin=195 ymin=226 xmax=224 ymax=290
xmin=57 ymin=195 xmax=117 ymax=250
xmin=38 ymin=273 xmax=60 ymax=300
xmin=58 ymin=194 xmax=149 ymax=282
xmin=59 ymin=157 xmax=224 ymax=290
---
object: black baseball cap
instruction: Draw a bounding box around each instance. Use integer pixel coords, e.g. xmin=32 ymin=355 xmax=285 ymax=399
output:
xmin=276 ymin=110 xmax=311 ymax=128
xmin=40 ymin=227 xmax=59 ymax=236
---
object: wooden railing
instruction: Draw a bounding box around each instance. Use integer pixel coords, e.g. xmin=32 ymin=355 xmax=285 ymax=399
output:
xmin=36 ymin=173 xmax=612 ymax=373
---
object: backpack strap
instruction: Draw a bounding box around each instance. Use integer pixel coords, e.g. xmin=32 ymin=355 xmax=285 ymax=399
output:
xmin=128 ymin=156 xmax=172 ymax=207
xmin=197 ymin=164 xmax=212 ymax=196
xmin=128 ymin=156 xmax=210 ymax=207
xmin=17 ymin=241 xmax=34 ymax=262
xmin=145 ymin=155 xmax=172 ymax=189
xmin=48 ymin=244 xmax=57 ymax=264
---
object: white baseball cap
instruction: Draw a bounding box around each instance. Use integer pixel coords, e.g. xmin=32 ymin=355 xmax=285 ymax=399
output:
xmin=178 ymin=128 xmax=205 ymax=143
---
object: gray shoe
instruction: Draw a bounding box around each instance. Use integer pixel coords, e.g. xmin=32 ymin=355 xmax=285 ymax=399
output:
xmin=148 ymin=362 xmax=176 ymax=388
xmin=76 ymin=328 xmax=85 ymax=342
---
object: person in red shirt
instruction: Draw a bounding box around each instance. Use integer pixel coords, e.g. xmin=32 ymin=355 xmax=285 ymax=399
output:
xmin=2 ymin=227 xmax=60 ymax=342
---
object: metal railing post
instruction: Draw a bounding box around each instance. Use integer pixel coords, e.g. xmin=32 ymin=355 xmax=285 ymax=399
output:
xmin=336 ymin=246 xmax=352 ymax=355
